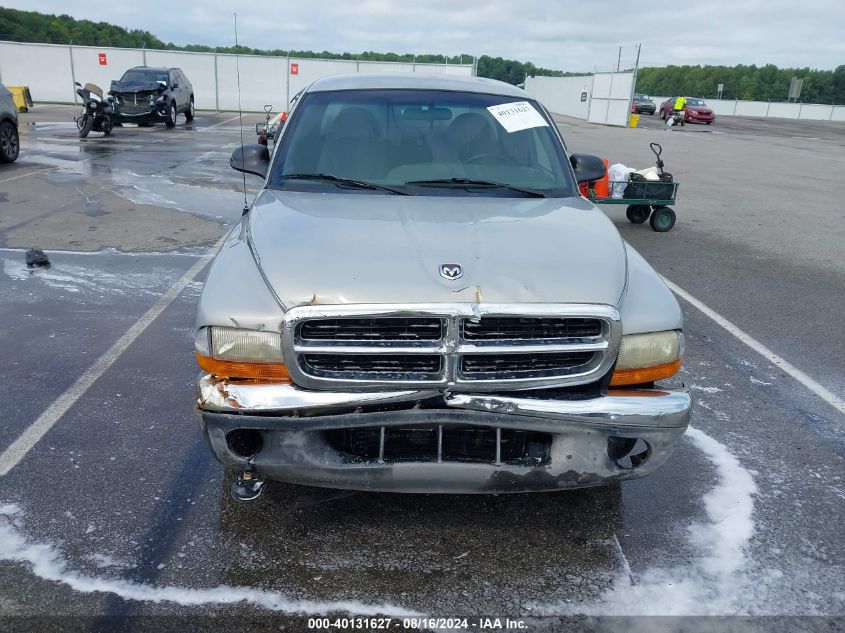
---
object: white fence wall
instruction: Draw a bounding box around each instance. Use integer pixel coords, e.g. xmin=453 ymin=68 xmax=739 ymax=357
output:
xmin=523 ymin=75 xmax=592 ymax=119
xmin=767 ymin=102 xmax=802 ymax=118
xmin=648 ymin=94 xmax=844 ymax=121
xmin=735 ymin=100 xmax=769 ymax=117
xmin=588 ymin=72 xmax=635 ymax=127
xmin=0 ymin=41 xmax=473 ymax=111
xmin=0 ymin=41 xmax=77 ymax=102
xmin=525 ymin=72 xmax=635 ymax=127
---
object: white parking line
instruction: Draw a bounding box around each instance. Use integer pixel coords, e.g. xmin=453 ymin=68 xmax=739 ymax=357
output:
xmin=663 ymin=277 xmax=845 ymax=417
xmin=0 ymin=235 xmax=227 ymax=477
xmin=0 ymin=167 xmax=54 ymax=185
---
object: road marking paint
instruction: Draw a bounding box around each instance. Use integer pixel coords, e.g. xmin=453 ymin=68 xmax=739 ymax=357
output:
xmin=146 ymin=114 xmax=242 ymax=146
xmin=663 ymin=277 xmax=845 ymax=417
xmin=0 ymin=235 xmax=227 ymax=477
xmin=0 ymin=167 xmax=54 ymax=185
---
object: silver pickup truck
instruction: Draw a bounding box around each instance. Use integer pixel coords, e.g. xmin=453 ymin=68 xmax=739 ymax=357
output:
xmin=194 ymin=73 xmax=691 ymax=499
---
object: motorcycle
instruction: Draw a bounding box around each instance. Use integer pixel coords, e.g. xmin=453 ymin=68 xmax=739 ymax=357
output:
xmin=75 ymin=82 xmax=118 ymax=138
xmin=665 ymin=108 xmax=686 ymax=128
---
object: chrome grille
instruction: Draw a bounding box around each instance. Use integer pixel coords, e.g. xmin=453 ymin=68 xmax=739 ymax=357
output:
xmin=283 ymin=304 xmax=621 ymax=391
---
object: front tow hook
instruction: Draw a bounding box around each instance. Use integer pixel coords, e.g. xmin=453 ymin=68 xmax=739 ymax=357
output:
xmin=231 ymin=462 xmax=265 ymax=502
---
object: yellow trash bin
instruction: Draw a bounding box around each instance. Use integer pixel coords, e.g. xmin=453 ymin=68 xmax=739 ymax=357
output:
xmin=629 ymin=113 xmax=640 ymax=128
xmin=8 ymin=86 xmax=33 ymax=112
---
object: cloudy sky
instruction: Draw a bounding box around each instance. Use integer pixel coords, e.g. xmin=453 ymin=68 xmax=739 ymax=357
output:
xmin=6 ymin=0 xmax=844 ymax=70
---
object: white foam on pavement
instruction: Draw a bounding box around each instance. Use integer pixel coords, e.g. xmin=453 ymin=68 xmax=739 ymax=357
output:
xmin=532 ymin=426 xmax=758 ymax=616
xmin=0 ymin=427 xmax=757 ymax=617
xmin=0 ymin=503 xmax=418 ymax=616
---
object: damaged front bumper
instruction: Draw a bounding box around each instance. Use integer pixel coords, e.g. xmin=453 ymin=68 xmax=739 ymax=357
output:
xmin=196 ymin=376 xmax=692 ymax=493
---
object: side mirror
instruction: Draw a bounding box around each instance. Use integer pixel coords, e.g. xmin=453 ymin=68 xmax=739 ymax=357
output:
xmin=231 ymin=144 xmax=270 ymax=178
xmin=569 ymin=153 xmax=606 ymax=184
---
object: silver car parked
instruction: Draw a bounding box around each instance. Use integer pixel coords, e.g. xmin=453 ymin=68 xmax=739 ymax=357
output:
xmin=0 ymin=83 xmax=20 ymax=163
xmin=194 ymin=73 xmax=692 ymax=499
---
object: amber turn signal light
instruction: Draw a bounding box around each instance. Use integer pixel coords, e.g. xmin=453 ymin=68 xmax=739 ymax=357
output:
xmin=195 ymin=353 xmax=292 ymax=381
xmin=609 ymin=359 xmax=682 ymax=387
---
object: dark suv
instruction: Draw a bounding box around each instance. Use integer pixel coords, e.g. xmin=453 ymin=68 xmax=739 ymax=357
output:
xmin=110 ymin=67 xmax=194 ymax=127
xmin=632 ymin=93 xmax=656 ymax=115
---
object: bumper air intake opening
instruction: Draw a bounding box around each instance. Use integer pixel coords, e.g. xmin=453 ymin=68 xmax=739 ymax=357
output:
xmin=226 ymin=429 xmax=264 ymax=458
xmin=607 ymin=437 xmax=650 ymax=469
xmin=326 ymin=425 xmax=553 ymax=465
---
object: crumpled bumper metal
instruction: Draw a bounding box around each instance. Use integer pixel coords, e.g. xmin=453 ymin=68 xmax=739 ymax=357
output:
xmin=196 ymin=375 xmax=692 ymax=493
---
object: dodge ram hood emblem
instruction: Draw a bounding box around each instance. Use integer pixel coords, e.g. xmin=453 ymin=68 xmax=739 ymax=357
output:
xmin=439 ymin=263 xmax=463 ymax=280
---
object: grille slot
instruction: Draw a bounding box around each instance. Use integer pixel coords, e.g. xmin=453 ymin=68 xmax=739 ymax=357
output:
xmin=327 ymin=425 xmax=552 ymax=465
xmin=301 ymin=354 xmax=442 ymax=379
xmin=299 ymin=317 xmax=443 ymax=342
xmin=462 ymin=317 xmax=602 ymax=341
xmin=460 ymin=351 xmax=595 ymax=378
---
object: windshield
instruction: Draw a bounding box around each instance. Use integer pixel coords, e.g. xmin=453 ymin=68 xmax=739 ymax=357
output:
xmin=119 ymin=69 xmax=168 ymax=84
xmin=685 ymin=98 xmax=705 ymax=106
xmin=269 ymin=89 xmax=576 ymax=197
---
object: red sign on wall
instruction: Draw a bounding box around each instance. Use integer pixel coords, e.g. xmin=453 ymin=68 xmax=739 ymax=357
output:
xmin=290 ymin=63 xmax=299 ymax=75
xmin=98 ymin=53 xmax=107 ymax=65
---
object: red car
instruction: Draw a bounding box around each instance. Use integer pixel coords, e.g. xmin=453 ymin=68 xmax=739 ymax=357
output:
xmin=659 ymin=97 xmax=715 ymax=125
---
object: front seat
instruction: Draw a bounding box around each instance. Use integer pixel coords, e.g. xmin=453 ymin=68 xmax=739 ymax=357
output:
xmin=317 ymin=107 xmax=388 ymax=180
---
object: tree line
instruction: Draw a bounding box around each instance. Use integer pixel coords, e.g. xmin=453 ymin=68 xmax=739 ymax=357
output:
xmin=1 ymin=7 xmax=842 ymax=101
xmin=635 ymin=64 xmax=845 ymax=104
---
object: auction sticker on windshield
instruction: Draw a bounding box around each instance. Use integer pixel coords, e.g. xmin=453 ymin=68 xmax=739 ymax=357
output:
xmin=487 ymin=101 xmax=549 ymax=133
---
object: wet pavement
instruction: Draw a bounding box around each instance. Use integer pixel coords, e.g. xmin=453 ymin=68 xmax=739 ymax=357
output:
xmin=0 ymin=106 xmax=842 ymax=631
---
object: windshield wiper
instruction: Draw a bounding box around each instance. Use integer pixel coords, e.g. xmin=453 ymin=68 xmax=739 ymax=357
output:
xmin=281 ymin=173 xmax=410 ymax=195
xmin=404 ymin=178 xmax=545 ymax=198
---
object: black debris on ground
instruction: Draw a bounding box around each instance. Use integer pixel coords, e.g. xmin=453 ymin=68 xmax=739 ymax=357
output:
xmin=25 ymin=248 xmax=51 ymax=268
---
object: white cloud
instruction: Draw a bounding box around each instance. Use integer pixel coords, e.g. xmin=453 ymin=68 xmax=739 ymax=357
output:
xmin=4 ymin=0 xmax=844 ymax=70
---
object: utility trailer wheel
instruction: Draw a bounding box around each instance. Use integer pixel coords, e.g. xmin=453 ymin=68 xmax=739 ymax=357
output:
xmin=626 ymin=204 xmax=650 ymax=224
xmin=650 ymin=206 xmax=676 ymax=232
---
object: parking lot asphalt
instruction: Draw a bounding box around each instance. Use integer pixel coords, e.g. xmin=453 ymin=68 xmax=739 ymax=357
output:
xmin=0 ymin=105 xmax=843 ymax=630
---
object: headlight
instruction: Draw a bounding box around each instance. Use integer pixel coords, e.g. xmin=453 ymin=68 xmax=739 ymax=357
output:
xmin=610 ymin=331 xmax=683 ymax=387
xmin=90 ymin=101 xmax=98 ymax=110
xmin=194 ymin=326 xmax=290 ymax=381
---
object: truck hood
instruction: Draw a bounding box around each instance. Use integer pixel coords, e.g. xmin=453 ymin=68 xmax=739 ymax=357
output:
xmin=248 ymin=189 xmax=628 ymax=308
